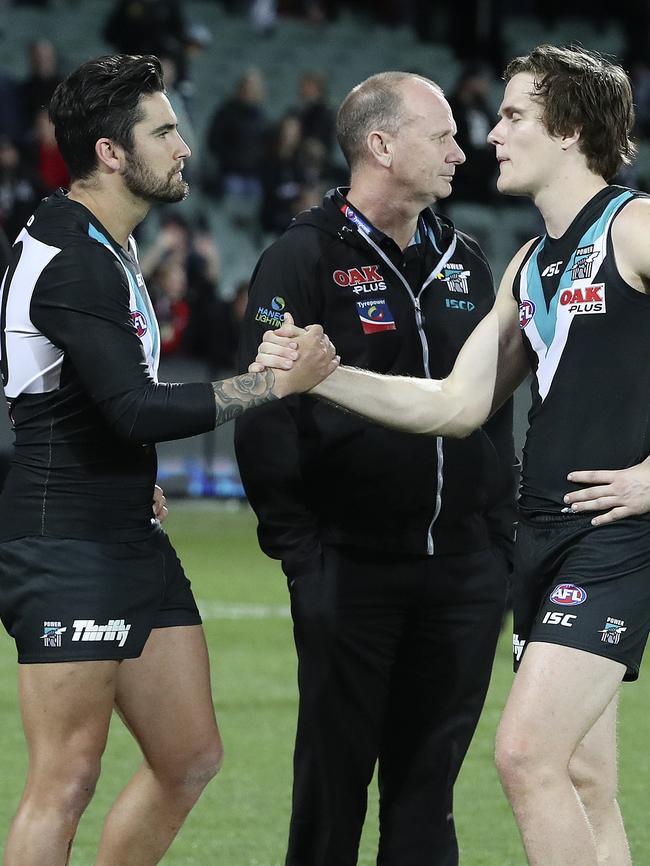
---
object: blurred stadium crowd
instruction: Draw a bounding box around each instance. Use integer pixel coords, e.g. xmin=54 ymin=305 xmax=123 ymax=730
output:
xmin=0 ymin=0 xmax=649 ymax=489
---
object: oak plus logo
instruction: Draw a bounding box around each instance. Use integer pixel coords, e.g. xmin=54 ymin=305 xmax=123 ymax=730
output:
xmin=333 ymin=266 xmax=387 ymax=294
xmin=559 ymin=283 xmax=606 ymax=315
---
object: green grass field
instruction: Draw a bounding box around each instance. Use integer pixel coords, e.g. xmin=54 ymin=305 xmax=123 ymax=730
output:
xmin=1 ymin=502 xmax=649 ymax=865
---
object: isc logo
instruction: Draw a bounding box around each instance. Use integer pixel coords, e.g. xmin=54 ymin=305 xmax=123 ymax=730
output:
xmin=550 ymin=583 xmax=587 ymax=606
xmin=559 ymin=283 xmax=605 ymax=315
xmin=542 ymin=611 xmax=577 ymax=627
xmin=445 ymin=298 xmax=475 ymax=312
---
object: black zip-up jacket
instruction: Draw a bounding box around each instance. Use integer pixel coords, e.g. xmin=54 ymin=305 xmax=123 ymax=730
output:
xmin=235 ymin=189 xmax=516 ymax=573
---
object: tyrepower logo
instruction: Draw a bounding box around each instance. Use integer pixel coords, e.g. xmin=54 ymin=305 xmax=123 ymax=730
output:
xmin=333 ymin=266 xmax=387 ymax=294
xmin=550 ymin=583 xmax=587 ymax=606
xmin=559 ymin=283 xmax=605 ymax=315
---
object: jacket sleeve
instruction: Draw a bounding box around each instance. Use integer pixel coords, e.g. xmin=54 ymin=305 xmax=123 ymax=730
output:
xmin=234 ymin=230 xmax=323 ymax=571
xmin=31 ymin=243 xmax=216 ymax=444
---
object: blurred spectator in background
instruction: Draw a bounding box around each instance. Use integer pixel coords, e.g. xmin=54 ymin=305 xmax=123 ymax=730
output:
xmin=19 ymin=39 xmax=62 ymax=136
xmin=150 ymin=258 xmax=192 ymax=356
xmin=159 ymin=54 xmax=199 ymax=180
xmin=141 ymin=211 xmax=237 ymax=371
xmin=293 ymin=71 xmax=335 ymax=150
xmin=448 ymin=62 xmax=499 ymax=203
xmin=629 ymin=57 xmax=650 ymax=139
xmin=186 ymin=275 xmax=249 ymax=377
xmin=30 ymin=108 xmax=69 ymax=192
xmin=205 ymin=68 xmax=268 ymax=201
xmin=0 ymin=69 xmax=23 ymax=144
xmin=0 ymin=135 xmax=44 ymax=243
xmin=259 ymin=114 xmax=304 ymax=237
xmin=104 ymin=0 xmax=193 ymax=85
xmin=250 ymin=0 xmax=277 ymax=35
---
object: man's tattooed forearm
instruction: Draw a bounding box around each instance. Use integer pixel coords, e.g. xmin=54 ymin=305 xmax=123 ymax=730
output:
xmin=212 ymin=369 xmax=279 ymax=426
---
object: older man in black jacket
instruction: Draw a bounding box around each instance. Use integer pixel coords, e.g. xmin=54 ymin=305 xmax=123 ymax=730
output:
xmin=235 ymin=71 xmax=516 ymax=866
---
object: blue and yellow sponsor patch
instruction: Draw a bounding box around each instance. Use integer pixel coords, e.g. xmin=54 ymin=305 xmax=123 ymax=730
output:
xmin=255 ymin=296 xmax=287 ymax=328
xmin=355 ymin=299 xmax=397 ymax=334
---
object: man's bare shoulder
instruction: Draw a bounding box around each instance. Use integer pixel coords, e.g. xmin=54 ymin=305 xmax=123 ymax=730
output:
xmin=611 ymin=196 xmax=650 ymax=289
xmin=495 ymin=237 xmax=541 ymax=300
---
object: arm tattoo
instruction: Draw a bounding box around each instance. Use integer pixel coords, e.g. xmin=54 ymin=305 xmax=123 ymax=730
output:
xmin=212 ymin=368 xmax=278 ymax=426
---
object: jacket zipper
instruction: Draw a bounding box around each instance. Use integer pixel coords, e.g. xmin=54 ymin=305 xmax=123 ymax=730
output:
xmin=352 ymin=227 xmax=457 ymax=554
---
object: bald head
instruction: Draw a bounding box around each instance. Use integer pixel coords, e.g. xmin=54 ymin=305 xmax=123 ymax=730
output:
xmin=336 ymin=72 xmax=443 ymax=171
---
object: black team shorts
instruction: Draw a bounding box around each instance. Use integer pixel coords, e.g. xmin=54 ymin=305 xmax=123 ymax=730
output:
xmin=512 ymin=512 xmax=650 ymax=681
xmin=0 ymin=526 xmax=201 ymax=663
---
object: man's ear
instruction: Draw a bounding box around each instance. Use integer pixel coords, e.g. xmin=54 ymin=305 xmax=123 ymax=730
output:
xmin=95 ymin=137 xmax=122 ymax=172
xmin=367 ymin=129 xmax=393 ymax=168
xmin=560 ymin=127 xmax=581 ymax=151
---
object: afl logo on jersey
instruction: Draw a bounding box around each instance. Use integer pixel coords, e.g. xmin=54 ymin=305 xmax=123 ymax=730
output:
xmin=550 ymin=583 xmax=587 ymax=606
xmin=130 ymin=310 xmax=148 ymax=337
xmin=518 ymin=299 xmax=535 ymax=329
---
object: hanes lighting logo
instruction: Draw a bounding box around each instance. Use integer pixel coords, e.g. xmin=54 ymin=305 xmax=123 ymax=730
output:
xmin=559 ymin=283 xmax=606 ymax=315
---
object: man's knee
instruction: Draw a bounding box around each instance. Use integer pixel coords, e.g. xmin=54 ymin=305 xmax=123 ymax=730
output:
xmin=154 ymin=737 xmax=224 ymax=796
xmin=569 ymin=752 xmax=617 ymax=814
xmin=495 ymin=728 xmax=557 ymax=797
xmin=29 ymin=754 xmax=102 ymax=825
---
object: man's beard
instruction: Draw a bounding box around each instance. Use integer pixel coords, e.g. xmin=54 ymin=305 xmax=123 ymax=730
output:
xmin=122 ymin=148 xmax=189 ymax=204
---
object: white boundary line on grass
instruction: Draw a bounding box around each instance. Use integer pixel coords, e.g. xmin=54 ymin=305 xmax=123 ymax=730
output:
xmin=197 ymin=600 xmax=291 ymax=620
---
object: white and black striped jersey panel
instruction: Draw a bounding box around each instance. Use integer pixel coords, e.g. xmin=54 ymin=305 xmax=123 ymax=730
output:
xmin=0 ymin=227 xmax=64 ymax=399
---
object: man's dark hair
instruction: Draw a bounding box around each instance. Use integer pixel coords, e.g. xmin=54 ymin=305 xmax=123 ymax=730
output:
xmin=336 ymin=71 xmax=442 ymax=171
xmin=49 ymin=54 xmax=165 ymax=182
xmin=505 ymin=44 xmax=636 ymax=180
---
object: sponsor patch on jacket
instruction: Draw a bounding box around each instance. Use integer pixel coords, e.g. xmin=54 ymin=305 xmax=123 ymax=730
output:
xmin=436 ymin=263 xmax=470 ymax=293
xmin=355 ymin=299 xmax=397 ymax=334
xmin=255 ymin=296 xmax=287 ymax=328
xmin=333 ymin=266 xmax=387 ymax=294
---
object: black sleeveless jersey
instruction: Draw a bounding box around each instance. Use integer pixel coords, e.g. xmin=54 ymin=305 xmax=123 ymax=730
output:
xmin=0 ymin=191 xmax=216 ymax=542
xmin=513 ymin=185 xmax=650 ymax=512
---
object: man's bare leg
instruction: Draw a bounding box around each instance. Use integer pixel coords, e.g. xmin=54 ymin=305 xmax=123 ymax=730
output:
xmin=569 ymin=693 xmax=631 ymax=865
xmin=495 ymin=642 xmax=626 ymax=866
xmin=95 ymin=625 xmax=223 ymax=866
xmin=3 ymin=661 xmax=118 ymax=866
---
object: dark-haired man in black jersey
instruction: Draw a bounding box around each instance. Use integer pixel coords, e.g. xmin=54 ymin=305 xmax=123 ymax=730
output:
xmin=255 ymin=45 xmax=650 ymax=865
xmin=0 ymin=54 xmax=336 ymax=866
